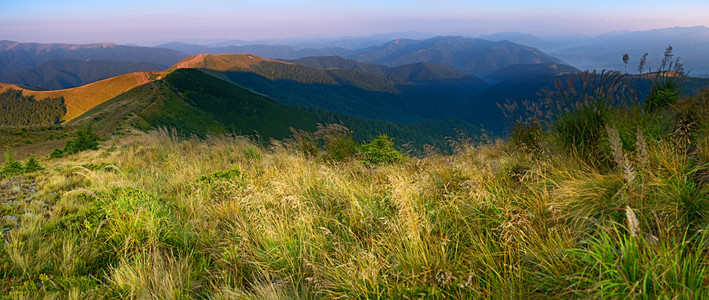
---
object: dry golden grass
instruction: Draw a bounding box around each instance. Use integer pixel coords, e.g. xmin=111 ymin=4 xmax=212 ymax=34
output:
xmin=2 ymin=100 xmax=709 ymax=298
xmin=1 ymin=71 xmax=158 ymax=124
xmin=21 ymin=72 xmax=160 ymax=121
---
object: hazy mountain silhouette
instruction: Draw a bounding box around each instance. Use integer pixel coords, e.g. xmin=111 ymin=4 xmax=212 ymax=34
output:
xmin=346 ymin=36 xmax=564 ymax=77
xmin=0 ymin=40 xmax=187 ymax=75
xmin=157 ymin=42 xmax=352 ymax=59
xmin=0 ymin=59 xmax=165 ymax=90
xmin=159 ymin=36 xmax=565 ymax=77
xmin=552 ymin=26 xmax=709 ymax=75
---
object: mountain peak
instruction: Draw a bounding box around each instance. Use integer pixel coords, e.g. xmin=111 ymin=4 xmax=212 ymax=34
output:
xmin=170 ymin=53 xmax=281 ymax=72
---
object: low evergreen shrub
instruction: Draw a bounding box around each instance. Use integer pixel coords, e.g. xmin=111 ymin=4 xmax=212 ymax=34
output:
xmin=361 ymin=135 xmax=406 ymax=165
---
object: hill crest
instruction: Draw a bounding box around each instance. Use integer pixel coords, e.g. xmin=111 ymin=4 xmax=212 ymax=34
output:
xmin=1 ymin=71 xmax=158 ymax=121
xmin=170 ymin=53 xmax=287 ymax=72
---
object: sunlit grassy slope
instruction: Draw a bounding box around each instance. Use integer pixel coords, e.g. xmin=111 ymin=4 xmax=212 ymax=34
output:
xmin=0 ymin=72 xmax=158 ymax=121
xmin=2 ymin=79 xmax=709 ymax=298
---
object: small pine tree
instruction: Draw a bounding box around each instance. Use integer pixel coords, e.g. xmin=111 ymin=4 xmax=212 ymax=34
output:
xmin=23 ymin=155 xmax=43 ymax=172
xmin=63 ymin=126 xmax=100 ymax=155
xmin=1 ymin=147 xmax=24 ymax=176
xmin=361 ymin=135 xmax=406 ymax=165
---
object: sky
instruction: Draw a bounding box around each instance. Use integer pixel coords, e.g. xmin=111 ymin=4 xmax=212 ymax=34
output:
xmin=1 ymin=0 xmax=708 ymax=44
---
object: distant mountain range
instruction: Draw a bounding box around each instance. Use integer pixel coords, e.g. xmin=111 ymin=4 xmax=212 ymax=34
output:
xmin=6 ymin=49 xmax=695 ymax=136
xmin=539 ymin=26 xmax=709 ymax=76
xmin=2 ymin=26 xmax=709 ymax=142
xmin=158 ymin=36 xmax=565 ymax=78
xmin=0 ymin=35 xmax=581 ymax=90
xmin=0 ymin=40 xmax=187 ymax=75
xmin=152 ymin=26 xmax=709 ymax=77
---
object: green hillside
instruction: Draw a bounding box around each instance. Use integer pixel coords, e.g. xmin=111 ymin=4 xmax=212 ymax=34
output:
xmin=283 ymin=56 xmax=386 ymax=74
xmin=172 ymin=54 xmax=487 ymax=123
xmin=69 ymin=68 xmax=478 ymax=150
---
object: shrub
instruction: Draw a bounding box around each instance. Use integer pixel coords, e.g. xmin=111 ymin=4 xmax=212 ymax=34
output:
xmin=0 ymin=149 xmax=44 ymax=177
xmin=243 ymin=146 xmax=262 ymax=160
xmin=552 ymin=103 xmax=609 ymax=163
xmin=23 ymin=155 xmax=43 ymax=172
xmin=1 ymin=148 xmax=24 ymax=177
xmin=361 ymin=135 xmax=406 ymax=165
xmin=50 ymin=148 xmax=64 ymax=158
xmin=63 ymin=126 xmax=100 ymax=155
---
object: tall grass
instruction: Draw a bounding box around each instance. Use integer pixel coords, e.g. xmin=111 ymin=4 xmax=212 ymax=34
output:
xmin=1 ymin=84 xmax=709 ymax=298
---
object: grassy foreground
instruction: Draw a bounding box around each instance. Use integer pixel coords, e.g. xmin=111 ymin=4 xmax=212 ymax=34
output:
xmin=2 ymin=81 xmax=709 ymax=298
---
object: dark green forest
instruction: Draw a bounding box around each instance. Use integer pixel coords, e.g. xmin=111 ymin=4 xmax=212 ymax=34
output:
xmin=225 ymin=61 xmax=486 ymax=124
xmin=0 ymin=89 xmax=66 ymax=126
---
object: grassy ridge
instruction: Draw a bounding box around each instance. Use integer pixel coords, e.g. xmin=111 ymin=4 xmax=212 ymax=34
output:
xmin=0 ymin=81 xmax=708 ymax=297
xmin=0 ymin=72 xmax=158 ymax=122
xmin=0 ymin=59 xmax=165 ymax=90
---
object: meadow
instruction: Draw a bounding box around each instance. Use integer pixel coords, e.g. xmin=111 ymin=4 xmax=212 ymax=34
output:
xmin=2 ymin=65 xmax=709 ymax=299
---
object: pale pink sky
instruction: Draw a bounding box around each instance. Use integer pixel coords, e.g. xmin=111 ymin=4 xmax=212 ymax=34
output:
xmin=1 ymin=0 xmax=707 ymax=44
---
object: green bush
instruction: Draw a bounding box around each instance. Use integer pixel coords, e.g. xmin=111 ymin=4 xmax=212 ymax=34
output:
xmin=0 ymin=149 xmax=44 ymax=177
xmin=243 ymin=146 xmax=262 ymax=160
xmin=537 ymin=70 xmax=630 ymax=165
xmin=1 ymin=148 xmax=24 ymax=177
xmin=50 ymin=148 xmax=64 ymax=158
xmin=23 ymin=155 xmax=43 ymax=172
xmin=199 ymin=168 xmax=244 ymax=184
xmin=63 ymin=126 xmax=100 ymax=155
xmin=325 ymin=133 xmax=359 ymax=162
xmin=361 ymin=135 xmax=406 ymax=165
